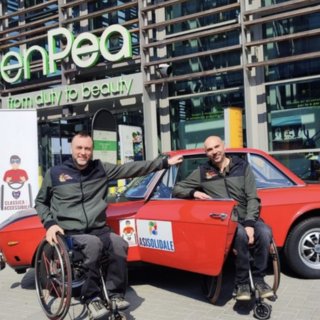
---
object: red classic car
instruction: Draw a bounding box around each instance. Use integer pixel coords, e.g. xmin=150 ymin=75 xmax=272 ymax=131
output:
xmin=1 ymin=148 xmax=320 ymax=280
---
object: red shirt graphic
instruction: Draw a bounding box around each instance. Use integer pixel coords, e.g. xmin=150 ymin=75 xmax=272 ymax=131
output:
xmin=3 ymin=169 xmax=28 ymax=183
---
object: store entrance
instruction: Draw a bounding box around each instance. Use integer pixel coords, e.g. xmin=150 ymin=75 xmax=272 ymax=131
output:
xmin=38 ymin=117 xmax=91 ymax=176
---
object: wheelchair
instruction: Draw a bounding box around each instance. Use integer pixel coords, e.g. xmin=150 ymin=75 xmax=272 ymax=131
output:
xmin=34 ymin=233 xmax=126 ymax=320
xmin=201 ymin=238 xmax=280 ymax=320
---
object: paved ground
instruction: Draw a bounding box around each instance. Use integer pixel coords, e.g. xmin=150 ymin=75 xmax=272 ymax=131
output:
xmin=0 ymin=258 xmax=320 ymax=320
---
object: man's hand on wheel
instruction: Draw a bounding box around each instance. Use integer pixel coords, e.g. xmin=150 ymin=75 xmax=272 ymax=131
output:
xmin=46 ymin=225 xmax=64 ymax=246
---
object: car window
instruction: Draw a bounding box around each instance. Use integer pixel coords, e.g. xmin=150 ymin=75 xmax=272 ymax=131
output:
xmin=249 ymin=154 xmax=294 ymax=188
xmin=151 ymin=155 xmax=209 ymax=199
xmin=177 ymin=156 xmax=208 ymax=182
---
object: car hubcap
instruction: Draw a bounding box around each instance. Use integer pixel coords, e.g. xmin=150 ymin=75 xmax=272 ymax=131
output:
xmin=299 ymin=228 xmax=320 ymax=269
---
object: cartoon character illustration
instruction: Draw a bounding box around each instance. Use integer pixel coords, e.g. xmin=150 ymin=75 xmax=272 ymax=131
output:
xmin=3 ymin=155 xmax=28 ymax=189
xmin=122 ymin=220 xmax=135 ymax=241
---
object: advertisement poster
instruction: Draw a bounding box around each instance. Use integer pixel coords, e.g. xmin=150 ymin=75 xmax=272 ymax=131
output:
xmin=0 ymin=110 xmax=39 ymax=224
xmin=118 ymin=125 xmax=144 ymax=164
xmin=93 ymin=130 xmax=117 ymax=164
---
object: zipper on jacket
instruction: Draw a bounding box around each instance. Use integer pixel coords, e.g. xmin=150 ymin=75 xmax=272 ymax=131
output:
xmin=220 ymin=171 xmax=232 ymax=199
xmin=79 ymin=173 xmax=89 ymax=231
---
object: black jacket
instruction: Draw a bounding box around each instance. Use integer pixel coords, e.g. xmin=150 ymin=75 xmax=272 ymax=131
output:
xmin=35 ymin=157 xmax=168 ymax=232
xmin=172 ymin=156 xmax=260 ymax=227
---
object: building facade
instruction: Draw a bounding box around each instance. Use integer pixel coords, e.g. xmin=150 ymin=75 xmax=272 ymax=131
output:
xmin=0 ymin=0 xmax=320 ymax=180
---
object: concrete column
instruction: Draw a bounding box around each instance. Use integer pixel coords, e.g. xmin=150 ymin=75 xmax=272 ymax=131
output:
xmin=139 ymin=0 xmax=159 ymax=159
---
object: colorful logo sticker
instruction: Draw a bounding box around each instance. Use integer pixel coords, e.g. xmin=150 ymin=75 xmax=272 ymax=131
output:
xmin=137 ymin=220 xmax=174 ymax=252
xmin=149 ymin=221 xmax=158 ymax=235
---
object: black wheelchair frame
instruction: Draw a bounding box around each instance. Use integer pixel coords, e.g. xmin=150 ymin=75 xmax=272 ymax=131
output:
xmin=201 ymin=238 xmax=280 ymax=320
xmin=34 ymin=233 xmax=126 ymax=320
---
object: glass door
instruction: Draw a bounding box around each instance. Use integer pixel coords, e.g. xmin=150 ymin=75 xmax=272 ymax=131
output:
xmin=38 ymin=117 xmax=91 ymax=176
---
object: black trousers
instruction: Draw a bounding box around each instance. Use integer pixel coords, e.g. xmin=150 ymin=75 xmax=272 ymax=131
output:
xmin=70 ymin=226 xmax=128 ymax=303
xmin=233 ymin=219 xmax=272 ymax=285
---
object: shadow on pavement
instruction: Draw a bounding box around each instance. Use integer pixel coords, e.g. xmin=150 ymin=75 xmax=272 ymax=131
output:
xmin=128 ymin=260 xmax=237 ymax=307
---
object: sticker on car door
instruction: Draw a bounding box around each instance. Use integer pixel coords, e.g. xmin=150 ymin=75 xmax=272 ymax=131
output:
xmin=137 ymin=220 xmax=174 ymax=252
xmin=120 ymin=219 xmax=138 ymax=246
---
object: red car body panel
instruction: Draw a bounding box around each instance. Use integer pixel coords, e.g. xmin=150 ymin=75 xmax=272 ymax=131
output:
xmin=259 ymin=185 xmax=320 ymax=246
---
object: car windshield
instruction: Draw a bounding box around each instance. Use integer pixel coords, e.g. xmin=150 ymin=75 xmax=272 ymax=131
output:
xmin=124 ymin=172 xmax=158 ymax=199
xmin=112 ymin=154 xmax=168 ymax=200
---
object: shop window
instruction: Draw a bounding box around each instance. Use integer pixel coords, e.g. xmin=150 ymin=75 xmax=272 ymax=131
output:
xmin=267 ymin=78 xmax=320 ymax=152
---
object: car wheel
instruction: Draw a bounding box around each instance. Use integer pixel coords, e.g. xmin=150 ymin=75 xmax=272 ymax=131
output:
xmin=284 ymin=217 xmax=320 ymax=278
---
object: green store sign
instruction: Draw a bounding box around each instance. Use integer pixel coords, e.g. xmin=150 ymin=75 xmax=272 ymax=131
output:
xmin=0 ymin=25 xmax=132 ymax=84
xmin=4 ymin=75 xmax=139 ymax=109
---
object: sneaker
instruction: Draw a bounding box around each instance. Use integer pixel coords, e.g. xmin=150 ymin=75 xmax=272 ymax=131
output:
xmin=235 ymin=284 xmax=251 ymax=301
xmin=114 ymin=297 xmax=130 ymax=310
xmin=255 ymin=282 xmax=274 ymax=299
xmin=87 ymin=297 xmax=108 ymax=320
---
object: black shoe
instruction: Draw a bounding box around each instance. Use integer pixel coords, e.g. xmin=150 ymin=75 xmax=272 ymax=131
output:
xmin=87 ymin=297 xmax=108 ymax=320
xmin=114 ymin=297 xmax=130 ymax=310
xmin=235 ymin=284 xmax=251 ymax=301
xmin=255 ymin=282 xmax=274 ymax=299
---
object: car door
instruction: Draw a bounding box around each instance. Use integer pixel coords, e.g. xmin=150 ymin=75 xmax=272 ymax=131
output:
xmin=135 ymin=198 xmax=237 ymax=276
xmin=134 ymin=154 xmax=238 ymax=277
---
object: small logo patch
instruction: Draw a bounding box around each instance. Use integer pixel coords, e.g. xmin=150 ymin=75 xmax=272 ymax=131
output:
xmin=205 ymin=171 xmax=217 ymax=179
xmin=12 ymin=191 xmax=21 ymax=199
xmin=59 ymin=174 xmax=73 ymax=182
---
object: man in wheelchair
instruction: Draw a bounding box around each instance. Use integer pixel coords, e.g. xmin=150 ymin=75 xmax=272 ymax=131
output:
xmin=172 ymin=136 xmax=275 ymax=301
xmin=35 ymin=132 xmax=183 ymax=320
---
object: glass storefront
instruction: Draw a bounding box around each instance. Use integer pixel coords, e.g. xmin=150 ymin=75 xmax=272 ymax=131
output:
xmin=2 ymin=0 xmax=320 ymax=181
xmin=37 ymin=108 xmax=144 ymax=177
xmin=170 ymin=88 xmax=245 ymax=150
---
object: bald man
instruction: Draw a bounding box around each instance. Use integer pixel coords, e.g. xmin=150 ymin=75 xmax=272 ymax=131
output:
xmin=172 ymin=136 xmax=274 ymax=301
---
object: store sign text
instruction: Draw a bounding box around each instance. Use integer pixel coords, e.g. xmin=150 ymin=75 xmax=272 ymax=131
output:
xmin=7 ymin=77 xmax=134 ymax=109
xmin=0 ymin=25 xmax=132 ymax=84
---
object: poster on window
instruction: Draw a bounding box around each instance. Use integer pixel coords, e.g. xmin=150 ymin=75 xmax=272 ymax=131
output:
xmin=271 ymin=111 xmax=304 ymax=151
xmin=0 ymin=110 xmax=39 ymax=224
xmin=118 ymin=125 xmax=144 ymax=164
xmin=93 ymin=130 xmax=117 ymax=163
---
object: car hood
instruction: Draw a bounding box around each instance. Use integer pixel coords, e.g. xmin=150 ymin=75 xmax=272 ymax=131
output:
xmin=0 ymin=208 xmax=37 ymax=232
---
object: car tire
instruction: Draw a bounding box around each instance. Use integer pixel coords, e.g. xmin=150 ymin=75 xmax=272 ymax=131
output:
xmin=284 ymin=217 xmax=320 ymax=278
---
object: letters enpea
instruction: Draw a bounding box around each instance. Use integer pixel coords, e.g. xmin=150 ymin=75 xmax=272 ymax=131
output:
xmin=0 ymin=25 xmax=132 ymax=84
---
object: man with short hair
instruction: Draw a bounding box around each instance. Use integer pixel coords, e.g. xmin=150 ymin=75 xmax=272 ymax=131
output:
xmin=172 ymin=136 xmax=274 ymax=301
xmin=35 ymin=132 xmax=183 ymax=320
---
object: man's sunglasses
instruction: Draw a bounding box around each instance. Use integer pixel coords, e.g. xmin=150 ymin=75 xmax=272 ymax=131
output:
xmin=10 ymin=159 xmax=21 ymax=164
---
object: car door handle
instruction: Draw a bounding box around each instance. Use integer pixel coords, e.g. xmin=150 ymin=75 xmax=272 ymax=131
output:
xmin=210 ymin=213 xmax=228 ymax=221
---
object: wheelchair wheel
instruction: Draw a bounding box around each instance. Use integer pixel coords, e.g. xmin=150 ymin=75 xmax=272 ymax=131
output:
xmin=201 ymin=271 xmax=222 ymax=304
xmin=35 ymin=234 xmax=72 ymax=320
xmin=253 ymin=301 xmax=271 ymax=320
xmin=269 ymin=238 xmax=280 ymax=294
xmin=109 ymin=311 xmax=127 ymax=320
